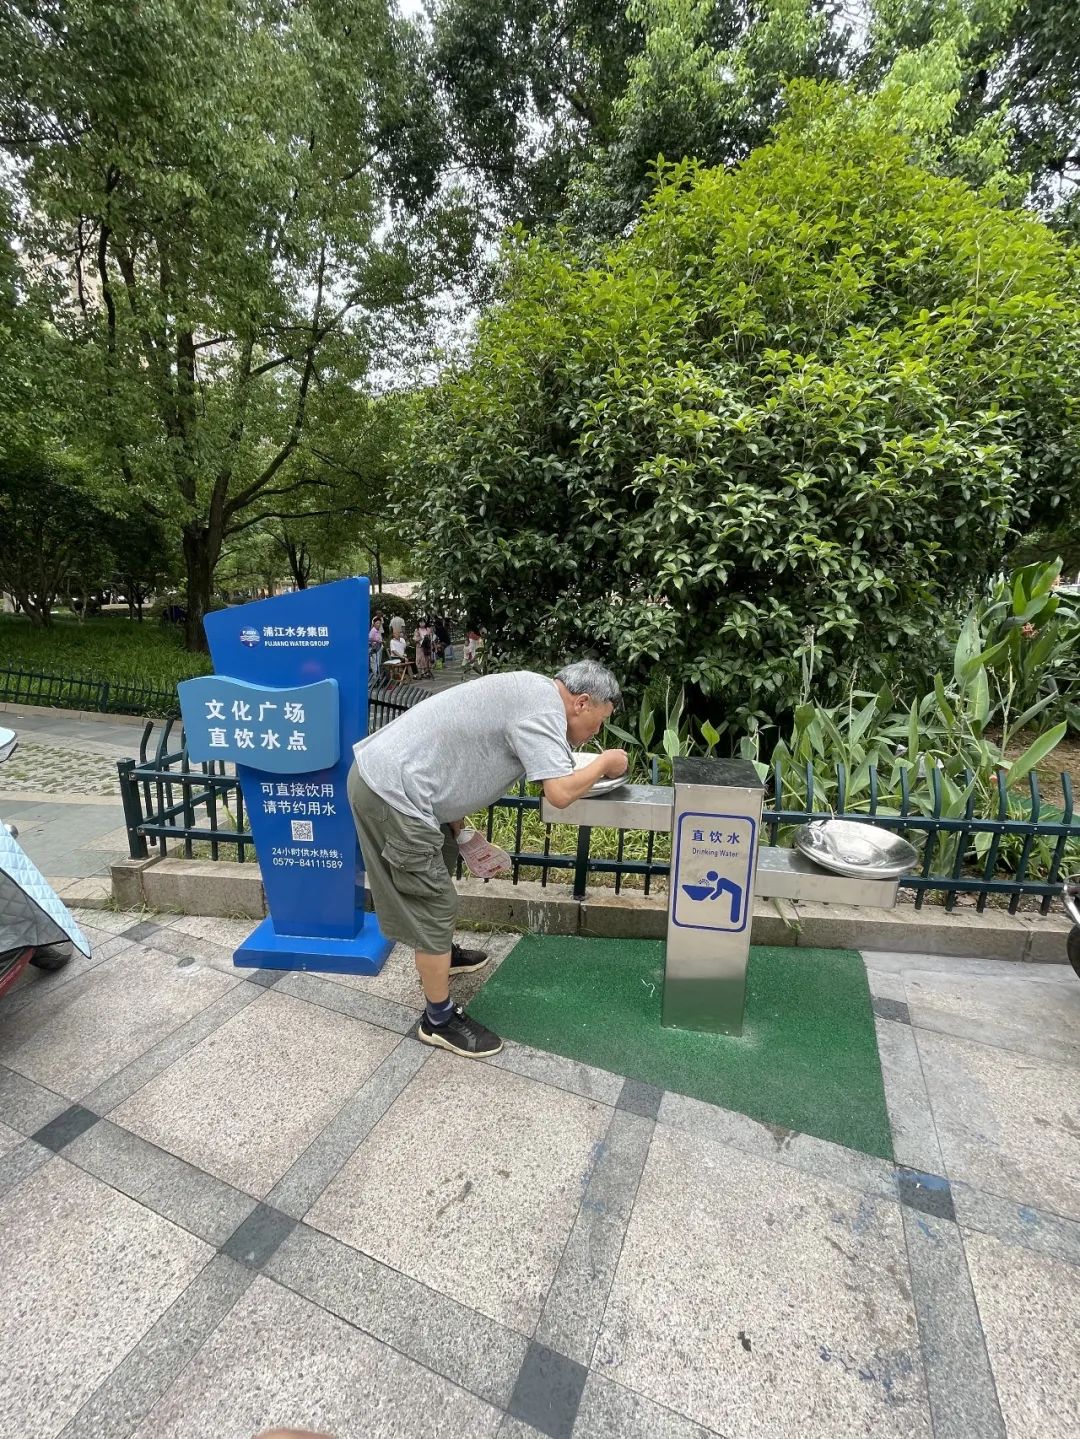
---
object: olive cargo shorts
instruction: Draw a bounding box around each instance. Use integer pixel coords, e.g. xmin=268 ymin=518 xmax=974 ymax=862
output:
xmin=347 ymin=764 xmax=460 ymax=953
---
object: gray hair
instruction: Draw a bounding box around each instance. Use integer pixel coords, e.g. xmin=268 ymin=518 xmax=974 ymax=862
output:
xmin=555 ymin=660 xmax=622 ymax=708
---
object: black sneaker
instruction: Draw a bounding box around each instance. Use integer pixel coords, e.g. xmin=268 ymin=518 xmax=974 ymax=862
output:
xmin=418 ymin=1006 xmax=503 ymax=1058
xmin=450 ymin=942 xmax=490 ymax=974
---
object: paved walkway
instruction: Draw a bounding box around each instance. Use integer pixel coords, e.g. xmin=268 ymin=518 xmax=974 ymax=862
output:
xmin=0 ymin=914 xmax=1077 ymax=1438
xmin=0 ymin=710 xmax=148 ymax=881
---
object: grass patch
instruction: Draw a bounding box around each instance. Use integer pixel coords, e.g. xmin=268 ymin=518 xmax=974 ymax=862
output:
xmin=0 ymin=614 xmax=210 ymax=712
xmin=470 ymin=935 xmax=893 ymax=1158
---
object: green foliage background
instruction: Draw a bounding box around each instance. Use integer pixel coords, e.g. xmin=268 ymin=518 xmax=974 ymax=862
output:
xmin=408 ymin=84 xmax=1080 ymax=731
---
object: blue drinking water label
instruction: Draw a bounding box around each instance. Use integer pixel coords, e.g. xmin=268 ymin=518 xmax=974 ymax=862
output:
xmin=672 ymin=811 xmax=756 ymax=932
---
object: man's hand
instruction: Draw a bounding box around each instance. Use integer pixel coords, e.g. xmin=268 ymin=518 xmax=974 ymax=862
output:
xmin=542 ymin=749 xmax=630 ymax=809
xmin=600 ymin=748 xmax=629 ymax=779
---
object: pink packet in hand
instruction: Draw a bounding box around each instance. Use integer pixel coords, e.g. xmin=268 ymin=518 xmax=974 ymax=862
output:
xmin=457 ymin=826 xmax=512 ymax=878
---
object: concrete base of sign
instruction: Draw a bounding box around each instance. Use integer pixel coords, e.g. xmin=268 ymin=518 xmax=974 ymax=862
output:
xmin=233 ymin=913 xmax=392 ymax=974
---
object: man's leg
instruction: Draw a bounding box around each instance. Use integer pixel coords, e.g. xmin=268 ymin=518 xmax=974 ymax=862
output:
xmin=415 ymin=947 xmax=451 ymax=1004
xmin=349 ymin=765 xmax=500 ymax=1059
xmin=436 ymin=824 xmax=490 ymax=975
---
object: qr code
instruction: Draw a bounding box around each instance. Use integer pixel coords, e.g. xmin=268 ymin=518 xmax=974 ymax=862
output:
xmin=291 ymin=820 xmax=314 ymax=842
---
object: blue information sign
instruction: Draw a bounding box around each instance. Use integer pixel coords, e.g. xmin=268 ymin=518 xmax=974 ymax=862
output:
xmin=179 ymin=675 xmax=340 ymax=774
xmin=177 ymin=577 xmax=391 ymax=975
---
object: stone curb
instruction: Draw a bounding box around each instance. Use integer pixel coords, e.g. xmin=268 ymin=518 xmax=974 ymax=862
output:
xmin=108 ymin=857 xmax=1074 ymax=964
xmin=0 ymin=701 xmax=152 ymax=728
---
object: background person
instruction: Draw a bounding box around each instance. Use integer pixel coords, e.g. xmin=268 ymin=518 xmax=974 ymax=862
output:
xmin=368 ymin=611 xmax=384 ymax=684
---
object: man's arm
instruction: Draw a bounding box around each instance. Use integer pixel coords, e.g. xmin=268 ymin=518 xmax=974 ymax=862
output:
xmin=542 ymin=750 xmax=628 ymax=809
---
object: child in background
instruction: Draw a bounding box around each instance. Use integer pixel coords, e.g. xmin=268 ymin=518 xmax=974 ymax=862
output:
xmin=463 ymin=627 xmax=484 ymax=674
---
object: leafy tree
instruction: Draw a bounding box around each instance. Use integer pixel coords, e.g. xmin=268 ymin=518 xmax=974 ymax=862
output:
xmin=104 ymin=511 xmax=177 ymax=621
xmin=430 ymin=0 xmax=849 ymax=235
xmin=431 ymin=0 xmax=1079 ymax=237
xmin=407 ymin=83 xmax=1080 ymax=733
xmin=0 ymin=451 xmax=112 ymax=624
xmin=0 ymin=0 xmax=470 ymax=650
xmin=430 ymin=0 xmax=642 ymax=228
xmin=863 ymin=0 xmax=1080 ymax=225
xmin=569 ymin=0 xmax=849 ymax=235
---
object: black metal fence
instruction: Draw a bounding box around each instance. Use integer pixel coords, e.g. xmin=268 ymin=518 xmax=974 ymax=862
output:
xmin=117 ymin=724 xmax=1080 ymax=913
xmin=0 ymin=657 xmax=454 ymax=722
xmin=765 ymin=761 xmax=1078 ymax=914
xmin=0 ymin=664 xmax=180 ymax=717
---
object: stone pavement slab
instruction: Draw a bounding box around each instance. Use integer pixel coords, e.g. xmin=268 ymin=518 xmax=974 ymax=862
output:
xmin=56 ymin=1254 xmax=254 ymax=1439
xmin=874 ymin=1014 xmax=947 ymax=1175
xmin=901 ymin=1201 xmax=1006 ymax=1439
xmin=265 ymin=1222 xmax=529 ymax=1409
xmin=534 ymin=1107 xmax=653 ymax=1366
xmin=0 ymin=943 xmax=238 ymax=1099
xmin=0 ymin=741 xmax=120 ymax=794
xmin=964 ymin=1227 xmax=1080 ymax=1439
xmin=903 ymin=967 xmax=1080 ymax=1067
xmin=0 ymin=1157 xmax=209 ymax=1439
xmin=70 ymin=906 xmax=149 ymax=935
xmin=0 ymin=1063 xmax=68 ymax=1132
xmin=915 ymin=1027 xmax=1080 ymax=1220
xmin=64 ymin=1118 xmax=258 ymax=1246
xmin=166 ymin=913 xmax=266 ymax=948
xmin=307 ymin=1049 xmax=613 ymax=1334
xmin=0 ymin=1117 xmax=22 ymax=1157
xmin=1 ymin=932 xmax=130 ymax=1016
xmin=594 ymin=1124 xmax=929 ymax=1439
xmin=130 ymin=1275 xmax=502 ymax=1439
xmin=573 ymin=1375 xmax=720 ymax=1439
xmin=112 ymin=989 xmax=399 ymax=1197
xmin=0 ymin=917 xmax=1075 ymax=1439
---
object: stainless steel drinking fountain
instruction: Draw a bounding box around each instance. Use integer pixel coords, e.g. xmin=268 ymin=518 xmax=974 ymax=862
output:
xmin=541 ymin=756 xmax=906 ymax=1036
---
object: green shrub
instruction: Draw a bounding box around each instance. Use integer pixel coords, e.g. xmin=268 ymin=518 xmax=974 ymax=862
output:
xmin=408 ymin=82 xmax=1080 ymax=733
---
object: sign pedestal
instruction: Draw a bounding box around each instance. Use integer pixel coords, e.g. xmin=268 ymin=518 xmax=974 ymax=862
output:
xmin=233 ymin=915 xmax=389 ymax=973
xmin=180 ymin=577 xmax=391 ymax=975
xmin=663 ymin=757 xmax=764 ymax=1035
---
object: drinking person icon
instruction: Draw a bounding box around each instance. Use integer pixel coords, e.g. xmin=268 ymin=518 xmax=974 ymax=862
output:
xmin=681 ymin=869 xmax=743 ymax=924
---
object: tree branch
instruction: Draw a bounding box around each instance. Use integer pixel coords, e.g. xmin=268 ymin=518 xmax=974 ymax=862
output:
xmin=223 ymin=241 xmax=331 ymax=519
xmin=75 ymin=216 xmax=93 ymax=322
xmin=225 ymin=502 xmax=377 ymax=538
xmin=95 ymin=176 xmax=119 ymax=357
xmin=115 ymin=241 xmax=167 ymax=378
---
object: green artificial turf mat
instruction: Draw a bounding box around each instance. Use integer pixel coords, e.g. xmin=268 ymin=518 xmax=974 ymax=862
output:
xmin=469 ymin=936 xmax=893 ymax=1159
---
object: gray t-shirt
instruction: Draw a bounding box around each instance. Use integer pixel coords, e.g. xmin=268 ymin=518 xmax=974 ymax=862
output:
xmin=354 ymin=671 xmax=574 ymax=829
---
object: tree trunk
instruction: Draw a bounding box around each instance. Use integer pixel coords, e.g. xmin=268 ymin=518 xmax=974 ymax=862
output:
xmin=280 ymin=534 xmax=311 ymax=591
xmin=28 ymin=595 xmax=52 ymax=628
xmin=182 ymin=522 xmax=221 ymax=653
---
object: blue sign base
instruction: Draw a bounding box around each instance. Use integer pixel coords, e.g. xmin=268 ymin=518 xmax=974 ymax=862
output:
xmin=232 ymin=914 xmax=393 ymax=975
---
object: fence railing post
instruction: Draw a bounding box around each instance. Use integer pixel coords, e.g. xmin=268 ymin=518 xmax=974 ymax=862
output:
xmin=117 ymin=758 xmax=148 ymax=859
xmin=572 ymin=825 xmax=592 ymax=901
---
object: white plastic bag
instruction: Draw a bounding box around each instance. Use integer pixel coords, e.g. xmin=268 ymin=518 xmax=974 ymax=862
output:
xmin=457 ymin=826 xmax=512 ymax=878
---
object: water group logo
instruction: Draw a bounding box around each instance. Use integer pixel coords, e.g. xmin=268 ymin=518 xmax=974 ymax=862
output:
xmin=239 ymin=626 xmax=261 ymax=648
